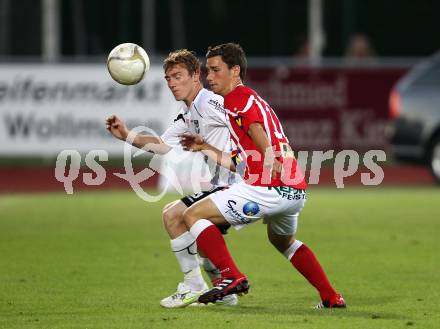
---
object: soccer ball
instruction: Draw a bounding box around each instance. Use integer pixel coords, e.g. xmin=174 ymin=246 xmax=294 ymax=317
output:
xmin=107 ymin=43 xmax=150 ymax=85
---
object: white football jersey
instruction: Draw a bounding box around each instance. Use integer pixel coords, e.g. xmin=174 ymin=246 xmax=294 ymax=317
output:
xmin=160 ymin=88 xmax=237 ymax=187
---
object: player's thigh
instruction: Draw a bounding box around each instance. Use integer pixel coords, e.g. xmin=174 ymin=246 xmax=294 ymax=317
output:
xmin=263 ymin=188 xmax=306 ymax=233
xmin=183 ymin=197 xmax=228 ymax=227
xmin=181 ymin=187 xmax=232 ymax=234
xmin=163 ymin=199 xmax=182 ymax=212
xmin=208 ymin=182 xmax=276 ymax=230
xmin=162 ymin=200 xmax=187 ymax=222
xmin=209 ymin=182 xmax=305 ymax=230
xmin=180 ymin=186 xmax=225 ymax=208
xmin=264 ymin=211 xmax=300 ymax=235
xmin=163 ymin=186 xmax=226 ymax=223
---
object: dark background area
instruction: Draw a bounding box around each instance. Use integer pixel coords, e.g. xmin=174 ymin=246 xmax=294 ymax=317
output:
xmin=2 ymin=0 xmax=440 ymax=58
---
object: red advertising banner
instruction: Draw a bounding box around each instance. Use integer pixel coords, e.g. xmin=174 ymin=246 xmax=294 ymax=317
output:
xmin=246 ymin=67 xmax=408 ymax=151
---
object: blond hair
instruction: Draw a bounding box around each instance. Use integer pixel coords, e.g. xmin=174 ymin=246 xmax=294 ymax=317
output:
xmin=163 ymin=49 xmax=201 ymax=75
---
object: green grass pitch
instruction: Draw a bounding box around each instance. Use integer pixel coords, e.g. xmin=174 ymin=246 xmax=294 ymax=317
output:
xmin=1 ymin=187 xmax=439 ymax=329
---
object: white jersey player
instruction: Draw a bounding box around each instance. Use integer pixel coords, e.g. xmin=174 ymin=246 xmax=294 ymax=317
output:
xmin=105 ymin=49 xmax=238 ymax=308
xmin=160 ymin=87 xmax=236 ymax=188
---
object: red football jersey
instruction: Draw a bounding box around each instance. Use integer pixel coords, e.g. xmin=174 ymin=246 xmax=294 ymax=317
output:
xmin=224 ymin=85 xmax=307 ymax=189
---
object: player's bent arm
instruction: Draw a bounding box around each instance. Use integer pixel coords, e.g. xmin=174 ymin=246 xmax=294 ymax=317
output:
xmin=179 ymin=133 xmax=236 ymax=172
xmin=106 ymin=115 xmax=171 ymax=154
xmin=247 ymin=123 xmax=282 ymax=179
xmin=200 ymin=143 xmax=236 ymax=172
xmin=247 ymin=123 xmax=275 ymax=165
xmin=112 ymin=127 xmax=172 ymax=154
xmin=130 ymin=134 xmax=172 ymax=154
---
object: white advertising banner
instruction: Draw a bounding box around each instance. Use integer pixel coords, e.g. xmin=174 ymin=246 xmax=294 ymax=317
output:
xmin=0 ymin=63 xmax=180 ymax=155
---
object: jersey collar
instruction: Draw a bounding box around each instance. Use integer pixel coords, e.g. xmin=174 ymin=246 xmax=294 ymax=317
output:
xmin=184 ymin=88 xmax=206 ymax=113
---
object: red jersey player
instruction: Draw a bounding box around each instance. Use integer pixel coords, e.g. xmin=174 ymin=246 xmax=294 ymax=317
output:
xmin=180 ymin=43 xmax=346 ymax=308
xmin=222 ymin=83 xmax=307 ymax=188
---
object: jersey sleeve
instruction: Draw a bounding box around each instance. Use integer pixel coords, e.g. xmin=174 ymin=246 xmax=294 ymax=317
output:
xmin=160 ymin=108 xmax=187 ymax=147
xmin=202 ymin=94 xmax=228 ymax=127
xmin=225 ymin=92 xmax=264 ymax=133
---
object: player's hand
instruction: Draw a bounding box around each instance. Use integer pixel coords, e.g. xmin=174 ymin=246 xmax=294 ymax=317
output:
xmin=179 ymin=133 xmax=205 ymax=152
xmin=105 ymin=115 xmax=129 ymax=140
xmin=263 ymin=154 xmax=282 ymax=179
xmin=271 ymin=158 xmax=283 ymax=179
xmin=263 ymin=149 xmax=282 ymax=179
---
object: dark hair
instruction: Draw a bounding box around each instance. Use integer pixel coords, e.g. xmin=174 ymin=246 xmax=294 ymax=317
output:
xmin=163 ymin=49 xmax=201 ymax=75
xmin=206 ymin=43 xmax=247 ymax=81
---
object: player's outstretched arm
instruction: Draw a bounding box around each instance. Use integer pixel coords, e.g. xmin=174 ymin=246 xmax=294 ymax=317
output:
xmin=106 ymin=115 xmax=129 ymax=140
xmin=179 ymin=133 xmax=236 ymax=172
xmin=105 ymin=115 xmax=171 ymax=154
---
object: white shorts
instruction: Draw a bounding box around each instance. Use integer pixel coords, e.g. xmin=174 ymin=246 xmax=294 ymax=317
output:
xmin=209 ymin=181 xmax=306 ymax=235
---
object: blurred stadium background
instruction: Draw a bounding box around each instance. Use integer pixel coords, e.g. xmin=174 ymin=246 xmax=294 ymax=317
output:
xmin=1 ymin=2 xmax=440 ymax=328
xmin=1 ymin=0 xmax=440 ymax=191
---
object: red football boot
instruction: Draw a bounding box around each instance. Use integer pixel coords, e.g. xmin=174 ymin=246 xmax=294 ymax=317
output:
xmin=198 ymin=276 xmax=249 ymax=304
xmin=315 ymin=293 xmax=346 ymax=309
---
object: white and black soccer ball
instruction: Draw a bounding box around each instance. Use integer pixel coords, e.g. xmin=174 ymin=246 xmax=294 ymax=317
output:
xmin=107 ymin=43 xmax=150 ymax=85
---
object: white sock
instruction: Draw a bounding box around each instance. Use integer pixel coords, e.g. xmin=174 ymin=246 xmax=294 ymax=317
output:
xmin=170 ymin=231 xmax=198 ymax=273
xmin=283 ymin=239 xmax=303 ymax=260
xmin=200 ymin=257 xmax=221 ymax=282
xmin=183 ymin=267 xmax=206 ymax=291
xmin=170 ymin=231 xmax=206 ymax=290
xmin=189 ymin=219 xmax=213 ymax=239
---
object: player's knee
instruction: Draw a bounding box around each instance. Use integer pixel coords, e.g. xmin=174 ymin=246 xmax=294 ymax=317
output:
xmin=162 ymin=203 xmax=183 ymax=228
xmin=268 ymin=232 xmax=295 ymax=254
xmin=182 ymin=206 xmax=198 ymax=227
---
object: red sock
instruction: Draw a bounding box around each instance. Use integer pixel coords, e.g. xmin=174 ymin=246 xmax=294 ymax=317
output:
xmin=195 ymin=225 xmax=243 ymax=279
xmin=290 ymin=244 xmax=337 ymax=301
